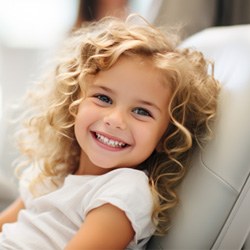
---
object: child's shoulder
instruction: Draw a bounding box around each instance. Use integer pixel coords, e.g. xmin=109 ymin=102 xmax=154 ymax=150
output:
xmin=99 ymin=168 xmax=149 ymax=188
xmin=93 ymin=168 xmax=152 ymax=201
xmin=105 ymin=167 xmax=148 ymax=179
xmin=67 ymin=168 xmax=149 ymax=191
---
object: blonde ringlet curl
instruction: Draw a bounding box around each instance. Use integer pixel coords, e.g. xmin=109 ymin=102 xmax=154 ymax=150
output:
xmin=15 ymin=15 xmax=220 ymax=235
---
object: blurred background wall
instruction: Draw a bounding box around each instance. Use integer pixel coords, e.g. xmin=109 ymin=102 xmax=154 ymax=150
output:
xmin=0 ymin=0 xmax=250 ymax=189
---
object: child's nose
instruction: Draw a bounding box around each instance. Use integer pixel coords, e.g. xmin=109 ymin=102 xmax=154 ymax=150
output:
xmin=103 ymin=108 xmax=127 ymax=130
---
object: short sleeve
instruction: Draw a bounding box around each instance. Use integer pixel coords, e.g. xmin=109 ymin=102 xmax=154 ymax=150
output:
xmin=81 ymin=168 xmax=155 ymax=244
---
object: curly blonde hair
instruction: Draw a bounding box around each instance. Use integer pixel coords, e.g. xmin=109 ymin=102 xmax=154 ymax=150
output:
xmin=16 ymin=15 xmax=220 ymax=235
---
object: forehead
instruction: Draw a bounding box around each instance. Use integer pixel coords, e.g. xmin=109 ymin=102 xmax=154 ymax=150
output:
xmin=89 ymin=56 xmax=171 ymax=105
xmin=96 ymin=55 xmax=166 ymax=85
xmin=82 ymin=55 xmax=172 ymax=98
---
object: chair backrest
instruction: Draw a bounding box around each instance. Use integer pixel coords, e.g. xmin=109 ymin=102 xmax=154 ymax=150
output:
xmin=148 ymin=24 xmax=250 ymax=249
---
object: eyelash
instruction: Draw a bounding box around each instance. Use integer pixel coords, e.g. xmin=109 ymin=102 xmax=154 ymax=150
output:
xmin=94 ymin=94 xmax=112 ymax=104
xmin=132 ymin=107 xmax=152 ymax=117
xmin=93 ymin=94 xmax=153 ymax=118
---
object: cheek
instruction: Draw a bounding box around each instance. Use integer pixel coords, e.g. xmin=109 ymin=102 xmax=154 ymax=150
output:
xmin=135 ymin=126 xmax=159 ymax=149
xmin=74 ymin=114 xmax=85 ymax=141
xmin=157 ymin=117 xmax=170 ymax=140
xmin=141 ymin=123 xmax=169 ymax=150
xmin=75 ymin=104 xmax=92 ymax=134
xmin=76 ymin=101 xmax=97 ymax=123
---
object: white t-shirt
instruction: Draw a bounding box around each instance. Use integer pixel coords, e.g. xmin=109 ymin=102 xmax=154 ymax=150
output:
xmin=0 ymin=168 xmax=155 ymax=249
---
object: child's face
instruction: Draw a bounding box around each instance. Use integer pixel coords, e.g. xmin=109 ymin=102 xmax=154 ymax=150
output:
xmin=75 ymin=56 xmax=171 ymax=175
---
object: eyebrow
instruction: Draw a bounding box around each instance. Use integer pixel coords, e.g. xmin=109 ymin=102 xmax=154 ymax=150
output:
xmin=90 ymin=85 xmax=114 ymax=94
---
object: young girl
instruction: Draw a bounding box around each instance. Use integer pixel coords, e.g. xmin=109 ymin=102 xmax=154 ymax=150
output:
xmin=0 ymin=15 xmax=220 ymax=249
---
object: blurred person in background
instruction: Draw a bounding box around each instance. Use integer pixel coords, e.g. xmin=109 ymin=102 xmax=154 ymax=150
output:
xmin=75 ymin=0 xmax=128 ymax=28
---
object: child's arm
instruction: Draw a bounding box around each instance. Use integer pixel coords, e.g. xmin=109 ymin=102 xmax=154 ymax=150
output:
xmin=0 ymin=197 xmax=25 ymax=232
xmin=65 ymin=203 xmax=135 ymax=250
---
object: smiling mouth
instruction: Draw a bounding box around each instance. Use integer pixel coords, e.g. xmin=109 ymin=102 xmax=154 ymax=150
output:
xmin=93 ymin=132 xmax=128 ymax=148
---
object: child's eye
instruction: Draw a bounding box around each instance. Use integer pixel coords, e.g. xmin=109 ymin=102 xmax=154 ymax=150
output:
xmin=94 ymin=94 xmax=112 ymax=104
xmin=132 ymin=107 xmax=152 ymax=117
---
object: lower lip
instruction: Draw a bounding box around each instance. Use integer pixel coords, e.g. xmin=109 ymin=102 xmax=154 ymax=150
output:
xmin=91 ymin=132 xmax=128 ymax=152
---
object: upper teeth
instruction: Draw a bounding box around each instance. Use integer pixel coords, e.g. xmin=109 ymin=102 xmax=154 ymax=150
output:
xmin=96 ymin=133 xmax=126 ymax=148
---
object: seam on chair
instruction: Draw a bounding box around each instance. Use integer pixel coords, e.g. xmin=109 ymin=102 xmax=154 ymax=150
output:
xmin=211 ymin=171 xmax=250 ymax=249
xmin=200 ymin=153 xmax=239 ymax=195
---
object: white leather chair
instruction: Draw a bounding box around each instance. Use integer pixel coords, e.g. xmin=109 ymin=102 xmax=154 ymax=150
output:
xmin=148 ymin=25 xmax=250 ymax=249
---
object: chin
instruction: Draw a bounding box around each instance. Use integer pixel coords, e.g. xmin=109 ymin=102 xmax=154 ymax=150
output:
xmin=91 ymin=160 xmax=119 ymax=170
